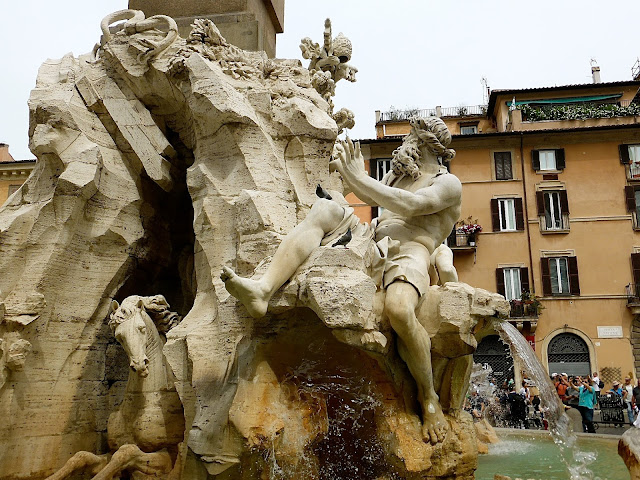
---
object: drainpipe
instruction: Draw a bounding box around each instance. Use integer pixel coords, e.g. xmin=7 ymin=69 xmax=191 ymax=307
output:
xmin=520 ymin=133 xmax=536 ymax=294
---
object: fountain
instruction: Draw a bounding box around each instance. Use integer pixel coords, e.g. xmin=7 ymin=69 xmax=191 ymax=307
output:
xmin=0 ymin=8 xmax=631 ymax=480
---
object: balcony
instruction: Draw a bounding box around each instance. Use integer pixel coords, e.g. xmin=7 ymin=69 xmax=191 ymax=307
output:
xmin=446 ymin=230 xmax=477 ymax=252
xmin=539 ymin=213 xmax=570 ymax=233
xmin=628 ymin=162 xmax=640 ymax=181
xmin=626 ymin=283 xmax=640 ymax=315
xmin=509 ymin=300 xmax=539 ymax=319
xmin=378 ymin=104 xmax=487 ymax=123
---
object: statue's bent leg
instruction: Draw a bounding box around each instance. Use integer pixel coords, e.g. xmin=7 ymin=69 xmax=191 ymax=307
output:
xmin=91 ymin=445 xmax=172 ymax=480
xmin=222 ymin=198 xmax=345 ymax=318
xmin=384 ymin=281 xmax=449 ymax=445
xmin=431 ymin=244 xmax=458 ymax=284
xmin=45 ymin=452 xmax=109 ymax=480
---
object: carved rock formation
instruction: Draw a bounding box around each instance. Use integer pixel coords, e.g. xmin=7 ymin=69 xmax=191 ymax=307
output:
xmin=620 ymin=427 xmax=640 ymax=480
xmin=0 ymin=10 xmax=508 ymax=480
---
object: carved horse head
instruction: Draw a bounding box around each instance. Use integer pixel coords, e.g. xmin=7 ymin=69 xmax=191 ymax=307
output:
xmin=108 ymin=295 xmax=180 ymax=378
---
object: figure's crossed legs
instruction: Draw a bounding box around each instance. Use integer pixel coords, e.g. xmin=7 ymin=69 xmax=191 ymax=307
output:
xmin=221 ymin=198 xmax=345 ymax=318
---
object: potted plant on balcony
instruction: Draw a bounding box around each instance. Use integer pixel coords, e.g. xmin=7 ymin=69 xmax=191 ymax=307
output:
xmin=456 ymin=217 xmax=482 ymax=246
xmin=520 ymin=290 xmax=544 ymax=317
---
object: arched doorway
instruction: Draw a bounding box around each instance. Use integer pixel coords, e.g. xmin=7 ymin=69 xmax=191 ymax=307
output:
xmin=547 ymin=332 xmax=590 ymax=376
xmin=473 ymin=335 xmax=514 ymax=385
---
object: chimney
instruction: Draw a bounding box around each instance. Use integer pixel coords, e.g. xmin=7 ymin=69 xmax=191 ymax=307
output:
xmin=592 ymin=65 xmax=601 ymax=84
xmin=0 ymin=143 xmax=15 ymax=163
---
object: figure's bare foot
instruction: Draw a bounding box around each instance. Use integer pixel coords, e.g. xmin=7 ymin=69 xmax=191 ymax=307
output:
xmin=220 ymin=266 xmax=270 ymax=318
xmin=422 ymin=400 xmax=449 ymax=445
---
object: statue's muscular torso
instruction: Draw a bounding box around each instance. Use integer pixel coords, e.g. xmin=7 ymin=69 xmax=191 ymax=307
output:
xmin=374 ymin=171 xmax=462 ymax=255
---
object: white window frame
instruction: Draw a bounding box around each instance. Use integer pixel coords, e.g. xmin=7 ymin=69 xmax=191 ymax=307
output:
xmin=460 ymin=125 xmax=478 ymax=135
xmin=549 ymin=257 xmax=570 ymax=295
xmin=503 ymin=267 xmax=522 ymax=301
xmin=498 ymin=198 xmax=517 ymax=231
xmin=629 ymin=145 xmax=640 ymax=179
xmin=373 ymin=158 xmax=392 ymax=181
xmin=539 ymin=150 xmax=557 ymax=171
xmin=544 ymin=191 xmax=563 ymax=230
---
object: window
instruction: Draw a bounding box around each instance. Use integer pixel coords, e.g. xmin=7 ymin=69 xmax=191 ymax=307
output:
xmin=7 ymin=185 xmax=20 ymax=196
xmin=370 ymin=158 xmax=391 ymax=181
xmin=491 ymin=198 xmax=524 ymax=232
xmin=532 ymin=149 xmax=565 ymax=172
xmin=496 ymin=267 xmax=529 ymax=301
xmin=619 ymin=144 xmax=640 ymax=180
xmin=624 ymin=186 xmax=640 ymax=228
xmin=460 ymin=125 xmax=478 ymax=135
xmin=494 ymin=152 xmax=513 ymax=180
xmin=536 ymin=190 xmax=569 ymax=231
xmin=541 ymin=256 xmax=580 ymax=296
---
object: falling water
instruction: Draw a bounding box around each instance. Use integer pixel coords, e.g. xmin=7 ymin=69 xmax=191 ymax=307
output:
xmin=495 ymin=320 xmax=600 ymax=480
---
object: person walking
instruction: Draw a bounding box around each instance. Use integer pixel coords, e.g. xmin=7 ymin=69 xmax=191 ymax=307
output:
xmin=624 ymin=376 xmax=635 ymax=423
xmin=578 ymin=376 xmax=597 ymax=433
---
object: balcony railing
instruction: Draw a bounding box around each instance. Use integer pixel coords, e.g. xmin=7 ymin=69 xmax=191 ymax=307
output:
xmin=379 ymin=108 xmax=437 ymax=122
xmin=540 ymin=213 xmax=570 ymax=232
xmin=626 ymin=283 xmax=640 ymax=305
xmin=379 ymin=105 xmax=487 ymax=122
xmin=439 ymin=105 xmax=486 ymax=117
xmin=509 ymin=300 xmax=539 ymax=319
xmin=446 ymin=230 xmax=477 ymax=250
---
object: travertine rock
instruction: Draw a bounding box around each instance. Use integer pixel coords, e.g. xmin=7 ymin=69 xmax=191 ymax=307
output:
xmin=0 ymin=9 xmax=507 ymax=480
xmin=620 ymin=427 xmax=640 ymax=479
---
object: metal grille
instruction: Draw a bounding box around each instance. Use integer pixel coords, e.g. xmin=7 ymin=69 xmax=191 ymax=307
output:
xmin=547 ymin=333 xmax=590 ymax=376
xmin=473 ymin=335 xmax=513 ymax=384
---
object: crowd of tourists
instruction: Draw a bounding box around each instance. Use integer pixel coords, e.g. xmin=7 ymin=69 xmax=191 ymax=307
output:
xmin=464 ymin=369 xmax=640 ymax=433
xmin=553 ymin=371 xmax=640 ymax=432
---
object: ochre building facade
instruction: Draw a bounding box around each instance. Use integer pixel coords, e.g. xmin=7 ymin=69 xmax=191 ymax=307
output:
xmin=360 ymin=80 xmax=640 ymax=386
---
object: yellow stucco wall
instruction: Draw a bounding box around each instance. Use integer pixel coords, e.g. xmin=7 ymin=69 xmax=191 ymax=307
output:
xmin=358 ymin=125 xmax=640 ymax=380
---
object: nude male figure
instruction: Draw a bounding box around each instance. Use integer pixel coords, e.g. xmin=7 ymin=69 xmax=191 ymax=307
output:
xmin=222 ymin=116 xmax=462 ymax=444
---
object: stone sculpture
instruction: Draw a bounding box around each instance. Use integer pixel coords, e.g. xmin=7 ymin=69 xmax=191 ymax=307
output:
xmin=46 ymin=295 xmax=184 ymax=480
xmin=0 ymin=9 xmax=510 ymax=479
xmin=222 ymin=116 xmax=463 ymax=444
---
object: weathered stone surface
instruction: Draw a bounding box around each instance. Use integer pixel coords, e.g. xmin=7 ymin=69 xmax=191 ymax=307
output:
xmin=620 ymin=427 xmax=640 ymax=479
xmin=0 ymin=10 xmax=506 ymax=480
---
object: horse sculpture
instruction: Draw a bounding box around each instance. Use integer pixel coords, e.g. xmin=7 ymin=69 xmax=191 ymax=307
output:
xmin=46 ymin=295 xmax=185 ymax=480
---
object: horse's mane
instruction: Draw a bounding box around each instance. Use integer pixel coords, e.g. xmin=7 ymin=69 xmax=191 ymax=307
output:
xmin=108 ymin=295 xmax=182 ymax=335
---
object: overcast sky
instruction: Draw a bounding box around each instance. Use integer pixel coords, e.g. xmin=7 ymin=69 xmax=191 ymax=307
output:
xmin=2 ymin=1 xmax=639 ymax=159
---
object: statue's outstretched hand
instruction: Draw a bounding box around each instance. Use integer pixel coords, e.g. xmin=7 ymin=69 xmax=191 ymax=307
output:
xmin=337 ymin=138 xmax=366 ymax=185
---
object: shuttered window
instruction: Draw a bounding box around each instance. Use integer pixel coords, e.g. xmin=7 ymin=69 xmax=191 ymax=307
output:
xmin=496 ymin=267 xmax=530 ymax=301
xmin=541 ymin=256 xmax=580 ymax=296
xmin=491 ymin=197 xmax=525 ymax=232
xmin=624 ymin=186 xmax=640 ymax=228
xmin=631 ymin=253 xmax=640 ymax=286
xmin=494 ymin=152 xmax=513 ymax=180
xmin=532 ymin=149 xmax=565 ymax=171
xmin=536 ymin=190 xmax=569 ymax=231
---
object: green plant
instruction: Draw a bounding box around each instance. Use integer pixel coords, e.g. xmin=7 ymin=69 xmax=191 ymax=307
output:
xmin=520 ymin=290 xmax=544 ymax=316
xmin=518 ymin=102 xmax=640 ymax=122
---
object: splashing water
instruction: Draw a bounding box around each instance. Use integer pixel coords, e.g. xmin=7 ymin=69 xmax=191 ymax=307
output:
xmin=495 ymin=320 xmax=602 ymax=480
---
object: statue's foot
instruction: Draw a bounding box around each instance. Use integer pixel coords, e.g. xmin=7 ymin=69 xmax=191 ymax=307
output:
xmin=220 ymin=266 xmax=270 ymax=318
xmin=421 ymin=400 xmax=449 ymax=445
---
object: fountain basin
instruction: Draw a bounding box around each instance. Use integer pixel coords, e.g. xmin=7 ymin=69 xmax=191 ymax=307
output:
xmin=476 ymin=429 xmax=627 ymax=480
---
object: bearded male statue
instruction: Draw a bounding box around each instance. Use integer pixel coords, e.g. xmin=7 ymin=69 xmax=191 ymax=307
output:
xmin=222 ymin=116 xmax=462 ymax=444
